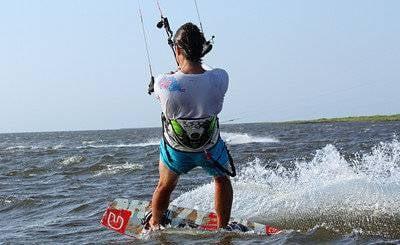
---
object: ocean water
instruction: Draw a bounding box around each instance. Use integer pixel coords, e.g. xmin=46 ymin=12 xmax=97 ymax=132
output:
xmin=1 ymin=121 xmax=399 ymax=244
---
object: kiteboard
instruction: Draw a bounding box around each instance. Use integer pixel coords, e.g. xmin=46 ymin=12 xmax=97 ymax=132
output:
xmin=101 ymin=198 xmax=281 ymax=237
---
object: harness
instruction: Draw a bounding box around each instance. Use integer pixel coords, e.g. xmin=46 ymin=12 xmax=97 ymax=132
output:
xmin=161 ymin=114 xmax=236 ymax=177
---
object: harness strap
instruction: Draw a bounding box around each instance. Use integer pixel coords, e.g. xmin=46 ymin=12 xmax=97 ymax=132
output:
xmin=204 ymin=147 xmax=236 ymax=177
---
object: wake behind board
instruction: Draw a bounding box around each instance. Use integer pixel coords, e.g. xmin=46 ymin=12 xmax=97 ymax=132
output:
xmin=101 ymin=198 xmax=281 ymax=237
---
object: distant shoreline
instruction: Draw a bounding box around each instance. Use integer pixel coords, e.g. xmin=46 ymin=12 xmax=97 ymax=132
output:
xmin=2 ymin=114 xmax=400 ymax=135
xmin=285 ymin=114 xmax=400 ymax=124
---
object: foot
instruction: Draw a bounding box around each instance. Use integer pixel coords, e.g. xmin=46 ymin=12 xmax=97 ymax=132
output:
xmin=149 ymin=223 xmax=165 ymax=231
xmin=224 ymin=222 xmax=249 ymax=232
xmin=142 ymin=210 xmax=171 ymax=231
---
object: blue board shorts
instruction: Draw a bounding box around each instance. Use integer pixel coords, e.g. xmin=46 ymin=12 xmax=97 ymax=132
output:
xmin=159 ymin=138 xmax=230 ymax=177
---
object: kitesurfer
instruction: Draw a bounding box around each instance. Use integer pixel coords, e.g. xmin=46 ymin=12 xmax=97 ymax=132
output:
xmin=149 ymin=22 xmax=233 ymax=230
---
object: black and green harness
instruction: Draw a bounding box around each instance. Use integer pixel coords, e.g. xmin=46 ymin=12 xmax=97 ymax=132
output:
xmin=161 ymin=114 xmax=236 ymax=177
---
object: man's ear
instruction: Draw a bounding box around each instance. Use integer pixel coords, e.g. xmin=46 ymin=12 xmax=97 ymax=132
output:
xmin=175 ymin=46 xmax=183 ymax=56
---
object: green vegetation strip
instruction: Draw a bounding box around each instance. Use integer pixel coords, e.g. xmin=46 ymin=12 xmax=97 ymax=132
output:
xmin=287 ymin=114 xmax=400 ymax=124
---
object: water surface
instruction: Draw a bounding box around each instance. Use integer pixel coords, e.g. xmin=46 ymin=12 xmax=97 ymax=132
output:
xmin=1 ymin=122 xmax=399 ymax=244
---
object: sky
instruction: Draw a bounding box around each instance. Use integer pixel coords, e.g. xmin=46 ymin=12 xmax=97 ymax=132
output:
xmin=0 ymin=0 xmax=399 ymax=133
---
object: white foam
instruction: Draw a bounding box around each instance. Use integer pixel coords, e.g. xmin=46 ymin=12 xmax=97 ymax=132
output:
xmin=60 ymin=155 xmax=86 ymax=165
xmin=220 ymin=132 xmax=279 ymax=145
xmin=5 ymin=144 xmax=63 ymax=151
xmin=5 ymin=145 xmax=33 ymax=151
xmin=94 ymin=162 xmax=144 ymax=176
xmin=78 ymin=139 xmax=159 ymax=149
xmin=172 ymin=139 xmax=400 ymax=225
xmin=77 ymin=132 xmax=276 ymax=149
xmin=82 ymin=141 xmax=97 ymax=145
xmin=0 ymin=197 xmax=14 ymax=205
xmin=52 ymin=144 xmax=64 ymax=150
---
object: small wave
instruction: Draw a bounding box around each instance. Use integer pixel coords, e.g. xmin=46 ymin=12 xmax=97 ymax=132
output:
xmin=78 ymin=139 xmax=159 ymax=149
xmin=5 ymin=166 xmax=48 ymax=177
xmin=172 ymin=138 xmax=400 ymax=237
xmin=220 ymin=132 xmax=279 ymax=145
xmin=5 ymin=145 xmax=34 ymax=151
xmin=93 ymin=162 xmax=144 ymax=177
xmin=0 ymin=196 xmax=15 ymax=206
xmin=67 ymin=203 xmax=90 ymax=214
xmin=0 ymin=196 xmax=42 ymax=212
xmin=4 ymin=144 xmax=64 ymax=152
xmin=52 ymin=144 xmax=64 ymax=150
xmin=60 ymin=156 xmax=86 ymax=165
xmin=82 ymin=140 xmax=97 ymax=145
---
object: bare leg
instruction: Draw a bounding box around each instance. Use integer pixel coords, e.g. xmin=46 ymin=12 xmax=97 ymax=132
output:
xmin=214 ymin=175 xmax=233 ymax=228
xmin=149 ymin=161 xmax=179 ymax=228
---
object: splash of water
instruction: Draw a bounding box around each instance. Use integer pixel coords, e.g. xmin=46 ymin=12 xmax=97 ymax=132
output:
xmin=172 ymin=138 xmax=400 ymax=237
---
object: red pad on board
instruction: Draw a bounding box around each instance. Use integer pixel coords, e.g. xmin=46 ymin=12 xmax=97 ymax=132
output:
xmin=200 ymin=212 xmax=218 ymax=231
xmin=101 ymin=208 xmax=132 ymax=234
xmin=265 ymin=225 xmax=281 ymax=235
